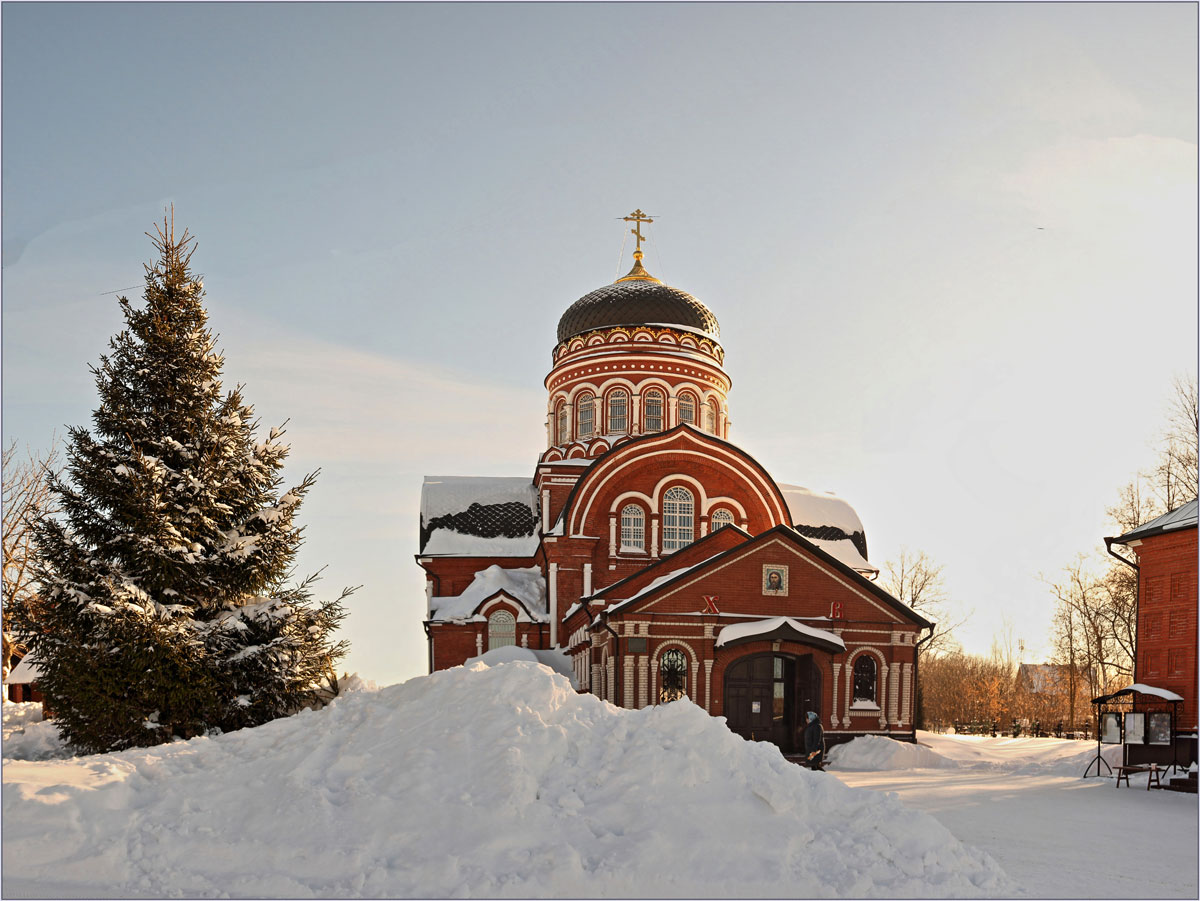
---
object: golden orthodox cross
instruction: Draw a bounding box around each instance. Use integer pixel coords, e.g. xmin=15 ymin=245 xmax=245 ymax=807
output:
xmin=623 ymin=209 xmax=654 ymax=253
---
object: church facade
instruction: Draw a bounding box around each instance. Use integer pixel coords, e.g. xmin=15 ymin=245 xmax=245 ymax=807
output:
xmin=418 ymin=212 xmax=931 ymax=752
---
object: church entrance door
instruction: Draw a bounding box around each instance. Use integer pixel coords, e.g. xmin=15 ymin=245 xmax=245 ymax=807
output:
xmin=723 ymin=652 xmax=821 ymax=753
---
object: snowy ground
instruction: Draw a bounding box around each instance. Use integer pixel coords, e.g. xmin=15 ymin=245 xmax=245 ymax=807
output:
xmin=3 ymin=660 xmax=1196 ymax=899
xmin=829 ymin=731 xmax=1199 ymax=899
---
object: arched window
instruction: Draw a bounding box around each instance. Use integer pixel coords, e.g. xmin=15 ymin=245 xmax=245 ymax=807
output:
xmin=577 ymin=391 xmax=595 ymax=439
xmin=853 ymin=655 xmax=877 ymax=703
xmin=710 ymin=509 xmax=734 ymax=531
xmin=660 ymin=648 xmax=688 ymax=702
xmin=555 ymin=401 xmax=568 ymax=445
xmin=678 ymin=392 xmax=696 ymax=426
xmin=620 ymin=504 xmax=645 ymax=551
xmin=644 ymin=389 xmax=664 ymax=433
xmin=608 ymin=390 xmax=629 ymax=434
xmin=661 ymin=486 xmax=694 ymax=552
xmin=704 ymin=399 xmax=719 ymax=434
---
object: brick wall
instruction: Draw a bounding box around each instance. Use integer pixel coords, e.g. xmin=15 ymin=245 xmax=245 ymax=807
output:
xmin=1134 ymin=527 xmax=1198 ymax=729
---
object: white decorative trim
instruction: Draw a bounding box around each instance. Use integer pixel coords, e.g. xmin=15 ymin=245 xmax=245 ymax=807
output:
xmin=569 ymin=435 xmax=788 ymax=534
xmin=889 ymin=662 xmax=901 ymax=725
xmin=475 ymin=633 xmax=483 ymax=656
xmin=879 ymin=664 xmax=889 ymax=728
xmin=901 ymin=662 xmax=913 ymax=724
xmin=831 ymin=662 xmax=842 ymax=729
xmin=548 ymin=563 xmax=559 ymax=648
xmin=704 ymin=660 xmax=714 ymax=712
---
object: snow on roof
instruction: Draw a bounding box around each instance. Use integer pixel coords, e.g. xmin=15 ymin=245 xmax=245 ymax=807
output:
xmin=5 ymin=654 xmax=39 ymax=684
xmin=1112 ymin=498 xmax=1199 ymax=544
xmin=778 ymin=483 xmax=865 ymax=535
xmin=429 ymin=565 xmax=547 ymax=622
xmin=804 ymin=536 xmax=878 ymax=575
xmin=715 ymin=617 xmax=846 ymax=651
xmin=778 ymin=483 xmax=872 ymax=566
xmin=421 ymin=476 xmax=537 ymax=520
xmin=605 ymin=553 xmax=724 ymax=614
xmin=420 ymin=476 xmax=539 ymax=556
xmin=422 ymin=531 xmax=540 ymax=557
xmin=1127 ymin=683 xmax=1186 ymax=702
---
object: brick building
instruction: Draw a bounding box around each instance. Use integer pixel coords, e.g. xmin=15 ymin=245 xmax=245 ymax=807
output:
xmin=417 ymin=214 xmax=932 ymax=753
xmin=1108 ymin=498 xmax=1198 ymax=760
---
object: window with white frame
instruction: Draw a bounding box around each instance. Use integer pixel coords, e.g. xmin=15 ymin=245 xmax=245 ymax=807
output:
xmin=620 ymin=504 xmax=645 ymax=551
xmin=556 ymin=402 xmax=568 ymax=445
xmin=644 ymin=389 xmax=664 ymax=432
xmin=852 ymin=655 xmax=877 ymax=704
xmin=710 ymin=509 xmax=734 ymax=531
xmin=608 ymin=390 xmax=629 ymax=433
xmin=488 ymin=610 xmax=516 ymax=649
xmin=661 ymin=486 xmax=695 ymax=552
xmin=678 ymin=392 xmax=696 ymax=425
xmin=577 ymin=391 xmax=595 ymax=439
xmin=705 ymin=399 xmax=719 ymax=434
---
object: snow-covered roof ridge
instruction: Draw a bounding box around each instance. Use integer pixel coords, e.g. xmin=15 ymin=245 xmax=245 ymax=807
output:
xmin=428 ymin=565 xmax=547 ymax=622
xmin=1111 ymin=498 xmax=1198 ymax=544
xmin=420 ymin=476 xmax=539 ymax=556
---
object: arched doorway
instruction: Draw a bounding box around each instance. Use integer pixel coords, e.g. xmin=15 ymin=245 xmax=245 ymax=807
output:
xmin=723 ymin=653 xmax=821 ymax=752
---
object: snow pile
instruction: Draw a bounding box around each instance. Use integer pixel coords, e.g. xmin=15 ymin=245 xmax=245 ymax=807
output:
xmin=3 ymin=663 xmax=1017 ymax=898
xmin=829 ymin=732 xmax=1126 ymax=776
xmin=463 ymin=645 xmax=577 ymax=687
xmin=828 ymin=734 xmax=960 ymax=771
xmin=2 ymin=700 xmax=70 ymax=761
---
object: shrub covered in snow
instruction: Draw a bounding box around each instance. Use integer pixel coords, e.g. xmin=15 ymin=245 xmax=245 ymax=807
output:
xmin=13 ymin=219 xmax=352 ymax=755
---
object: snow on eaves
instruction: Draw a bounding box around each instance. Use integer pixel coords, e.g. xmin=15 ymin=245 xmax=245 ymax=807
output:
xmin=715 ymin=616 xmax=846 ymax=651
xmin=778 ymin=483 xmax=865 ymax=536
xmin=429 ymin=565 xmax=547 ymax=622
xmin=422 ymin=530 xmax=540 ymax=557
xmin=804 ymin=536 xmax=878 ymax=575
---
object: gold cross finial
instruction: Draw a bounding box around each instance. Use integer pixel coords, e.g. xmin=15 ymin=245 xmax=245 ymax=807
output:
xmin=623 ymin=209 xmax=654 ymax=256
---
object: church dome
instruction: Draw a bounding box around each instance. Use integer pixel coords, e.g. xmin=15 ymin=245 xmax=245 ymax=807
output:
xmin=557 ymin=255 xmax=720 ymax=345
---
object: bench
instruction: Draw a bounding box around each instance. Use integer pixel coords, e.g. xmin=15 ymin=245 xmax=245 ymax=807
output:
xmin=1114 ymin=764 xmax=1162 ymax=790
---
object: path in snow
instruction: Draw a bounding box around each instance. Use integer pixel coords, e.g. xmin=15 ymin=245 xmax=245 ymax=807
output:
xmin=832 ymin=732 xmax=1198 ymax=899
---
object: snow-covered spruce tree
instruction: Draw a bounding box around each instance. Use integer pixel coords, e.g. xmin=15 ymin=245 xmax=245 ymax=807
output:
xmin=18 ymin=218 xmax=350 ymax=754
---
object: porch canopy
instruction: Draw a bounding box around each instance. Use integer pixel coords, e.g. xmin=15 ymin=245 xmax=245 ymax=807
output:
xmin=1092 ymin=683 xmax=1185 ymax=705
xmin=715 ymin=617 xmax=846 ymax=655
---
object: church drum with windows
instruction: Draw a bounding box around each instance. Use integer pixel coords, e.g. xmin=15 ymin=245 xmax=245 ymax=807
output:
xmin=417 ymin=213 xmax=931 ymax=751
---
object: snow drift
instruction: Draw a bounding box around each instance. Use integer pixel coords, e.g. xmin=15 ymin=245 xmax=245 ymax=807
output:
xmin=828 ymin=732 xmax=1127 ymax=777
xmin=3 ymin=661 xmax=1017 ymax=898
xmin=828 ymin=734 xmax=960 ymax=770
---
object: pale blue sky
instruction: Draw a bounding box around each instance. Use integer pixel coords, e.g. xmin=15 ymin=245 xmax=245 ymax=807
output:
xmin=4 ymin=3 xmax=1196 ymax=684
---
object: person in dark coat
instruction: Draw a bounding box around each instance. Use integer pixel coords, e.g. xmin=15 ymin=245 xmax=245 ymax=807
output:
xmin=803 ymin=711 xmax=825 ymax=770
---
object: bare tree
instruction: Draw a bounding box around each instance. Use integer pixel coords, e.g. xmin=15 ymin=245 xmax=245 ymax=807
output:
xmin=2 ymin=440 xmax=59 ymax=680
xmin=1157 ymin=374 xmax=1199 ymax=506
xmin=880 ymin=548 xmax=969 ymax=656
xmin=1046 ymin=556 xmax=1134 ymax=705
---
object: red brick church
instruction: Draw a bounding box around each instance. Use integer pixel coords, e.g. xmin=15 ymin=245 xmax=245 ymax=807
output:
xmin=418 ymin=212 xmax=931 ymax=752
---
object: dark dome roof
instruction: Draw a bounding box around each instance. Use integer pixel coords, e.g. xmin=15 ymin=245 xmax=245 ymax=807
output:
xmin=557 ymin=263 xmax=720 ymax=345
